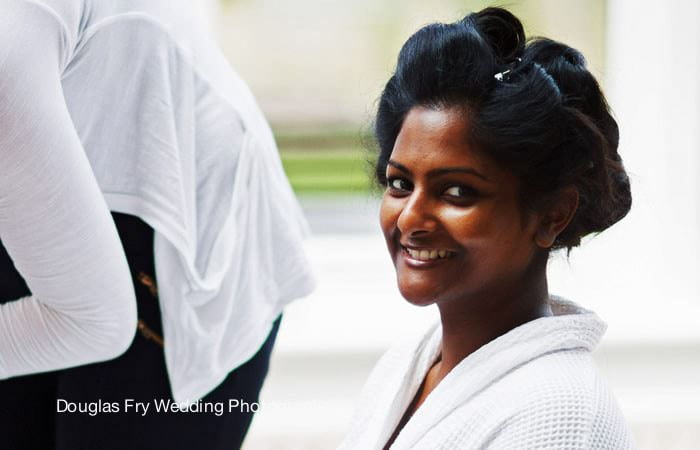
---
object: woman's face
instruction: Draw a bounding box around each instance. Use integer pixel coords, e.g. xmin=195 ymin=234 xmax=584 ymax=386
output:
xmin=380 ymin=106 xmax=542 ymax=308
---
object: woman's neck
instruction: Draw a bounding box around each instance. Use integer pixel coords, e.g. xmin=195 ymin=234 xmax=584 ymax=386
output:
xmin=434 ymin=269 xmax=551 ymax=383
xmin=382 ymin=266 xmax=551 ymax=450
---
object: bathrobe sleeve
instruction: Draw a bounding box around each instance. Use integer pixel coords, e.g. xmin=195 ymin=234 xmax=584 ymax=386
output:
xmin=0 ymin=0 xmax=137 ymax=378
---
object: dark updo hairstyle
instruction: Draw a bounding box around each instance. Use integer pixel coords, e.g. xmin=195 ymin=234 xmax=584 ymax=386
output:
xmin=374 ymin=7 xmax=631 ymax=250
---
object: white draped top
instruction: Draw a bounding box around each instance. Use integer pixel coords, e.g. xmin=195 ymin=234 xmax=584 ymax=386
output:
xmin=0 ymin=0 xmax=314 ymax=403
xmin=339 ymin=297 xmax=636 ymax=449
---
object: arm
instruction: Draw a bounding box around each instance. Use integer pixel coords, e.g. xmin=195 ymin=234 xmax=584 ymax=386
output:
xmin=0 ymin=1 xmax=137 ymax=377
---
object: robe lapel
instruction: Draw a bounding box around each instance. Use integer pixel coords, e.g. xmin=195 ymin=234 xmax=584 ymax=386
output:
xmin=390 ymin=298 xmax=605 ymax=448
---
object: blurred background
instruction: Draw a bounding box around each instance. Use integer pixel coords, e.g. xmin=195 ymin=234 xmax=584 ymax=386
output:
xmin=205 ymin=0 xmax=700 ymax=448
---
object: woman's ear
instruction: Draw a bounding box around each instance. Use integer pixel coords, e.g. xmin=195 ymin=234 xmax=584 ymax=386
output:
xmin=534 ymin=186 xmax=579 ymax=249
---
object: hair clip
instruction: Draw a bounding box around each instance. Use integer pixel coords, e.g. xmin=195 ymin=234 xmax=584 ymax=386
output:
xmin=494 ymin=69 xmax=511 ymax=82
xmin=494 ymin=57 xmax=522 ymax=82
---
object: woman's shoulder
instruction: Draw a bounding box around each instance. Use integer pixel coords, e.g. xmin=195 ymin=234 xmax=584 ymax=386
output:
xmin=421 ymin=349 xmax=635 ymax=449
xmin=490 ymin=347 xmax=608 ymax=411
xmin=478 ymin=349 xmax=636 ymax=448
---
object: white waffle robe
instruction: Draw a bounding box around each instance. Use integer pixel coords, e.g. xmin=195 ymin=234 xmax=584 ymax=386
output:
xmin=339 ymin=297 xmax=636 ymax=449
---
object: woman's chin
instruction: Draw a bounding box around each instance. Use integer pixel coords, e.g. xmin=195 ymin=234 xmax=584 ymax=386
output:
xmin=397 ymin=283 xmax=440 ymax=307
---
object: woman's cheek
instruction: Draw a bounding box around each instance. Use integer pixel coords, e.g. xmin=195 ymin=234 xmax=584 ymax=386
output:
xmin=379 ymin=195 xmax=401 ymax=231
xmin=379 ymin=195 xmax=403 ymax=256
xmin=440 ymin=206 xmax=483 ymax=243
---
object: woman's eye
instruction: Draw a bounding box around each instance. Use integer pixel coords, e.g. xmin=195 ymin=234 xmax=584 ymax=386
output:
xmin=388 ymin=177 xmax=411 ymax=192
xmin=444 ymin=185 xmax=477 ymax=198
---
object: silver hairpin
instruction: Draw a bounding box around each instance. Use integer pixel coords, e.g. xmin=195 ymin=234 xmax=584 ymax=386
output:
xmin=494 ymin=69 xmax=511 ymax=81
xmin=494 ymin=58 xmax=522 ymax=82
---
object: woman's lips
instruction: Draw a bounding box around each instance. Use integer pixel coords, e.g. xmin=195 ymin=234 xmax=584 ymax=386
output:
xmin=400 ymin=245 xmax=455 ymax=268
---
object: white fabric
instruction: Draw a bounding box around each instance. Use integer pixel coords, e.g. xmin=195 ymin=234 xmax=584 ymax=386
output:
xmin=339 ymin=297 xmax=636 ymax=449
xmin=0 ymin=0 xmax=138 ymax=380
xmin=0 ymin=0 xmax=315 ymax=403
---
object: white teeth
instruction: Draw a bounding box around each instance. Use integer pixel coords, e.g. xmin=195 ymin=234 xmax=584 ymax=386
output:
xmin=405 ymin=248 xmax=451 ymax=261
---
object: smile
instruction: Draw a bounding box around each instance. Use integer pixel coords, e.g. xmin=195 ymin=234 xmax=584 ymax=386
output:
xmin=402 ymin=246 xmax=454 ymax=261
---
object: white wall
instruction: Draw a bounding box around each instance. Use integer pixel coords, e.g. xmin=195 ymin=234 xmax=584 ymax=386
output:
xmin=597 ymin=0 xmax=699 ymax=325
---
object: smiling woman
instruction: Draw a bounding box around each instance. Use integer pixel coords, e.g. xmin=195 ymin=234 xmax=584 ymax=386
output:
xmin=380 ymin=106 xmax=549 ymax=312
xmin=339 ymin=7 xmax=635 ymax=450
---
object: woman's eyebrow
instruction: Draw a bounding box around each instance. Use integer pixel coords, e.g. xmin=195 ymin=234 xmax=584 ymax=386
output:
xmin=428 ymin=167 xmax=491 ymax=182
xmin=387 ymin=160 xmax=410 ymax=174
xmin=388 ymin=160 xmax=491 ymax=182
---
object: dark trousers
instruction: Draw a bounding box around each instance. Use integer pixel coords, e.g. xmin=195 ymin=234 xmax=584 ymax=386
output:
xmin=0 ymin=212 xmax=280 ymax=450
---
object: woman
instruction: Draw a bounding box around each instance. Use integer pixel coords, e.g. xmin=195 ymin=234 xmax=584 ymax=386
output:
xmin=340 ymin=7 xmax=635 ymax=449
xmin=0 ymin=0 xmax=314 ymax=448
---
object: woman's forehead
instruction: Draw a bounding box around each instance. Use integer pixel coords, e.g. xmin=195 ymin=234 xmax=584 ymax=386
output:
xmin=391 ymin=106 xmax=501 ymax=177
xmin=397 ymin=106 xmax=470 ymax=147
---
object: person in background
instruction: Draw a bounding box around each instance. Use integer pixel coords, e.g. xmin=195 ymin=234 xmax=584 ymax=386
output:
xmin=0 ymin=0 xmax=315 ymax=448
xmin=340 ymin=7 xmax=635 ymax=449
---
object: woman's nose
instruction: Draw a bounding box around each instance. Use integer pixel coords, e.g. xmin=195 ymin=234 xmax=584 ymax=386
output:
xmin=396 ymin=191 xmax=438 ymax=236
